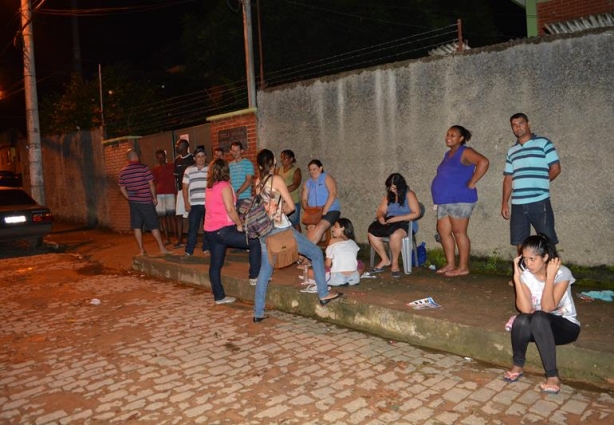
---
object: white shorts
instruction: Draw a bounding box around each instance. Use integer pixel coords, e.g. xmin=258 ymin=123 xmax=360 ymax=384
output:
xmin=175 ymin=191 xmax=189 ymax=218
xmin=156 ymin=194 xmax=176 ymax=217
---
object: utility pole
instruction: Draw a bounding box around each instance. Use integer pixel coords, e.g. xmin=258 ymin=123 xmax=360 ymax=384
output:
xmin=241 ymin=0 xmax=257 ymax=108
xmin=20 ymin=0 xmax=45 ymax=204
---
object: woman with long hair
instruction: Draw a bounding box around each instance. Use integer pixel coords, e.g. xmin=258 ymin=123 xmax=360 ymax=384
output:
xmin=253 ymin=150 xmax=342 ymax=322
xmin=367 ymin=173 xmax=420 ymax=278
xmin=204 ymin=158 xmax=261 ymax=304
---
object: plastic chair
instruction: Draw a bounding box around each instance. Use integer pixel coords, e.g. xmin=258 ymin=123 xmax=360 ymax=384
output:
xmin=369 ymin=202 xmax=425 ymax=275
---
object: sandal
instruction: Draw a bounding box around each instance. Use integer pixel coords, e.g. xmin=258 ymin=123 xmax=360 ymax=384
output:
xmin=502 ymin=370 xmax=523 ymax=382
xmin=539 ymin=382 xmax=560 ymax=394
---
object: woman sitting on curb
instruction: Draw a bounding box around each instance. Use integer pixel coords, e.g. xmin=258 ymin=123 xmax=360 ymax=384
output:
xmin=504 ymin=234 xmax=580 ymax=395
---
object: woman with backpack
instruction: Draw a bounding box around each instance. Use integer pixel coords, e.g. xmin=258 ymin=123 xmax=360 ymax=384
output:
xmin=252 ymin=149 xmax=343 ymax=323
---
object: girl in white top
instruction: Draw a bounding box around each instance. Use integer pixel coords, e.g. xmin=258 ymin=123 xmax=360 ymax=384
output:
xmin=504 ymin=234 xmax=580 ymax=395
xmin=326 ymin=218 xmax=360 ymax=286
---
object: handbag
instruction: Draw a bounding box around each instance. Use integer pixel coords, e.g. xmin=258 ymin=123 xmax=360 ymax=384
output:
xmin=238 ymin=175 xmax=274 ymax=239
xmin=266 ymin=228 xmax=299 ymax=269
xmin=301 ymin=206 xmax=323 ymax=225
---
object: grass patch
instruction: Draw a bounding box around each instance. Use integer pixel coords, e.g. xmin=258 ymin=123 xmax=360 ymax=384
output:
xmin=359 ymin=242 xmax=614 ymax=289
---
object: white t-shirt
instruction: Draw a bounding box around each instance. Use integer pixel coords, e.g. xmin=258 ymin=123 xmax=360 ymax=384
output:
xmin=520 ymin=265 xmax=579 ymax=326
xmin=326 ymin=239 xmax=360 ymax=273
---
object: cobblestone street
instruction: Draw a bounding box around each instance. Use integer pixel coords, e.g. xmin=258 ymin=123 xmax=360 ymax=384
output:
xmin=1 ymin=253 xmax=613 ymax=424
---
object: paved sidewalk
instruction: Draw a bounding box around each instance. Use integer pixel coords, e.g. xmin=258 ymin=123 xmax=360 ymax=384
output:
xmin=2 ymin=253 xmax=614 ymax=424
xmin=134 ymin=248 xmax=614 ymax=391
xmin=48 ymin=223 xmax=614 ymax=389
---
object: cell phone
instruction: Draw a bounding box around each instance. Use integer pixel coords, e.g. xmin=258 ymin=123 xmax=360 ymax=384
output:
xmin=519 ymin=258 xmax=526 ymax=271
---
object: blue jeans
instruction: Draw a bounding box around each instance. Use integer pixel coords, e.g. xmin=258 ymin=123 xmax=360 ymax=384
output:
xmin=510 ymin=198 xmax=558 ymax=245
xmin=205 ymin=226 xmax=261 ymax=301
xmin=253 ymin=227 xmax=329 ymax=318
xmin=185 ymin=205 xmax=210 ymax=255
xmin=287 ymin=203 xmax=301 ymax=228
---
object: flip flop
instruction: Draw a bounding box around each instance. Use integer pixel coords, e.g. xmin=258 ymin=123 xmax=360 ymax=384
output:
xmin=539 ymin=382 xmax=560 ymax=394
xmin=391 ymin=270 xmax=401 ymax=278
xmin=368 ymin=267 xmax=386 ymax=274
xmin=502 ymin=371 xmax=523 ymax=382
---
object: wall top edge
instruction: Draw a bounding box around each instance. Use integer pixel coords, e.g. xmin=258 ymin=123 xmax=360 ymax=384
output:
xmin=101 ymin=136 xmax=142 ymax=146
xmin=207 ymin=108 xmax=258 ymax=123
xmin=259 ymin=27 xmax=613 ymax=93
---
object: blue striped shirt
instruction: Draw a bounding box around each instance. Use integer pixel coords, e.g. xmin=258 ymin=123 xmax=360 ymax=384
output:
xmin=229 ymin=159 xmax=254 ymax=200
xmin=503 ymin=134 xmax=559 ymax=205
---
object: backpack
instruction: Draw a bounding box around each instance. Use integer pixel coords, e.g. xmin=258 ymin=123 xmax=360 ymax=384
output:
xmin=238 ymin=175 xmax=274 ymax=240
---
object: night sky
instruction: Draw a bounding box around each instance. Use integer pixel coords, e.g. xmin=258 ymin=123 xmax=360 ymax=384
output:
xmin=0 ymin=0 xmax=526 ymax=134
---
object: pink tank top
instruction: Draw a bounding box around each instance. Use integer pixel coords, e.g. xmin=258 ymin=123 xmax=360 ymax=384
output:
xmin=204 ymin=181 xmax=236 ymax=231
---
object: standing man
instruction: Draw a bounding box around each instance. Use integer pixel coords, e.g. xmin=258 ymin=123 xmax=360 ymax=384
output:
xmin=173 ymin=139 xmax=195 ymax=249
xmin=182 ymin=147 xmax=210 ymax=257
xmin=118 ymin=149 xmax=170 ymax=256
xmin=229 ymin=141 xmax=254 ymax=208
xmin=152 ymin=149 xmax=177 ymax=245
xmin=502 ymin=113 xmax=561 ymax=253
xmin=213 ymin=147 xmax=225 ymax=160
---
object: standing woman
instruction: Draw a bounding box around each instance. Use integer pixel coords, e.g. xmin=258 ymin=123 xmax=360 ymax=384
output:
xmin=504 ymin=234 xmax=580 ymax=394
xmin=301 ymin=159 xmax=341 ymax=245
xmin=254 ymin=150 xmax=342 ymax=322
xmin=430 ymin=125 xmax=489 ymax=277
xmin=204 ymin=159 xmax=261 ymax=304
xmin=276 ymin=149 xmax=302 ymax=231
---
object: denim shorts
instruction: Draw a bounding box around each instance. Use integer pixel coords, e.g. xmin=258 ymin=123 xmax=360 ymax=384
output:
xmin=510 ymin=198 xmax=558 ymax=245
xmin=437 ymin=202 xmax=476 ymax=220
xmin=328 ymin=271 xmax=360 ymax=286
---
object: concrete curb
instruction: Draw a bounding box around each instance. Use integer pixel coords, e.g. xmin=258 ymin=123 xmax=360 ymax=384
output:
xmin=133 ymin=256 xmax=614 ymax=389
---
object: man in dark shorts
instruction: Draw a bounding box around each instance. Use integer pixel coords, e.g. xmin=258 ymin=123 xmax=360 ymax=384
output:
xmin=119 ymin=149 xmax=171 ymax=256
xmin=502 ymin=113 xmax=561 ymax=252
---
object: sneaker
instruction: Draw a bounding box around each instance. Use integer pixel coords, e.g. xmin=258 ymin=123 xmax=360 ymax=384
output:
xmin=300 ymin=284 xmax=331 ymax=293
xmin=215 ymin=297 xmax=236 ymax=305
xmin=249 ymin=278 xmax=257 ymax=286
xmin=300 ymin=284 xmax=318 ymax=293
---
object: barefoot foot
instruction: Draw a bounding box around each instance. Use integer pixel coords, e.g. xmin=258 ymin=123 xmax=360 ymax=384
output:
xmin=444 ymin=268 xmax=469 ymax=277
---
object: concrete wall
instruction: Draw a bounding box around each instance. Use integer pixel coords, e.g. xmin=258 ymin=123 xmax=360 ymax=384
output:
xmin=257 ymin=30 xmax=614 ymax=266
xmin=37 ymin=129 xmax=108 ymax=228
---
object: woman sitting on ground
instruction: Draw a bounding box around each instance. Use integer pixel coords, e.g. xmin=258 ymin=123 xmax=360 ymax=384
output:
xmin=326 ymin=218 xmax=360 ymax=287
xmin=253 ymin=150 xmax=343 ymax=323
xmin=504 ymin=233 xmax=580 ymax=395
xmin=367 ymin=173 xmax=420 ymax=278
xmin=301 ymin=159 xmax=340 ymax=245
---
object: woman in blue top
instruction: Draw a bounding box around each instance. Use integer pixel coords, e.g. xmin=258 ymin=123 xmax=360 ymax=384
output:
xmin=430 ymin=125 xmax=489 ymax=277
xmin=367 ymin=173 xmax=421 ymax=278
xmin=301 ymin=159 xmax=341 ymax=245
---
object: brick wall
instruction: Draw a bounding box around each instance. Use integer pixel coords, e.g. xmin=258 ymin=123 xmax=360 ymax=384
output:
xmin=538 ymin=0 xmax=614 ymax=34
xmin=102 ymin=137 xmax=139 ymax=232
xmin=209 ymin=110 xmax=259 ymax=192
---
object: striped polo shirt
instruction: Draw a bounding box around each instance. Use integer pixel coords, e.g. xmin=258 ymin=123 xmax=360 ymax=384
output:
xmin=182 ymin=165 xmax=208 ymax=206
xmin=229 ymin=158 xmax=254 ymax=200
xmin=118 ymin=161 xmax=154 ymax=203
xmin=503 ymin=134 xmax=559 ymax=205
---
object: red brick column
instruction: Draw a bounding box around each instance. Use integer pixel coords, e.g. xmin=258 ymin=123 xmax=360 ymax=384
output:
xmin=102 ymin=137 xmax=140 ymax=232
xmin=538 ymin=0 xmax=614 ymax=34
